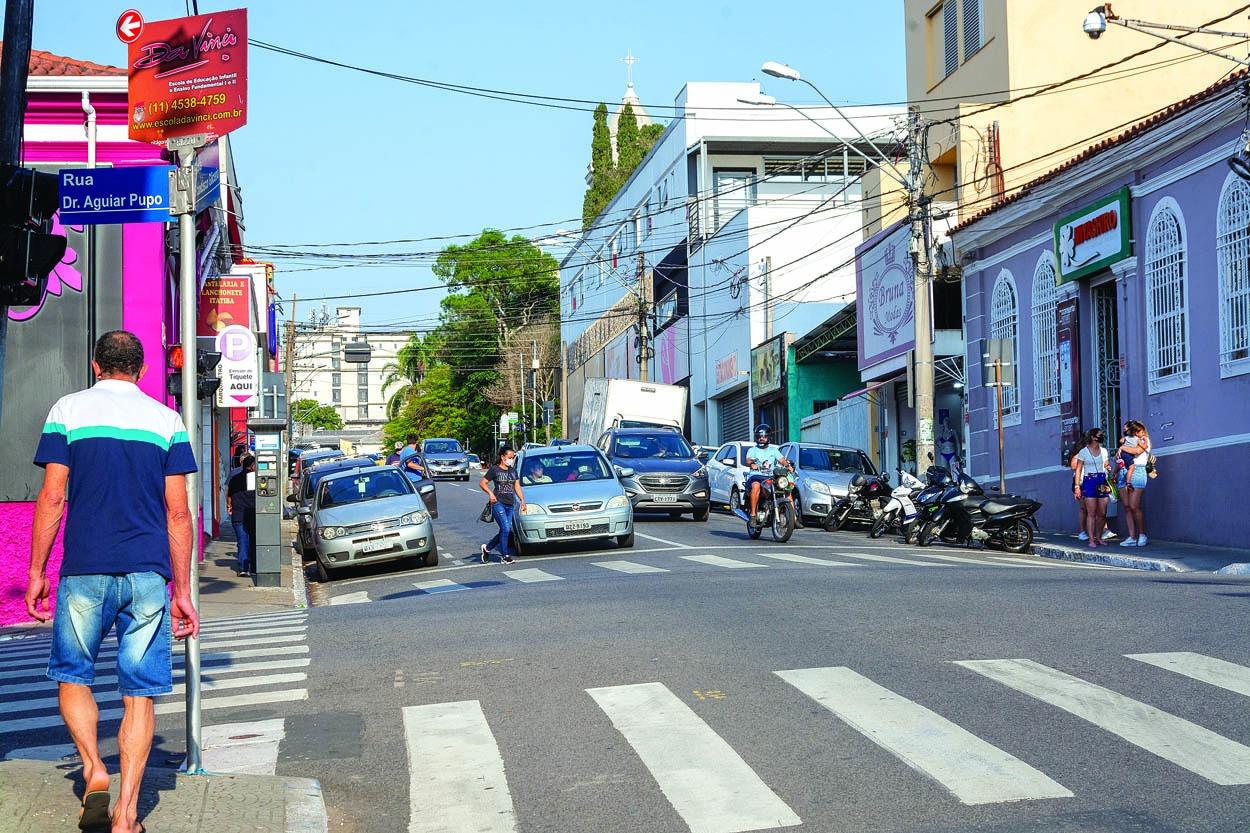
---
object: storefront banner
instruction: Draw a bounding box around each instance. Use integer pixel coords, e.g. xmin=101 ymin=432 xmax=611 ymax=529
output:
xmin=714 ymin=352 xmax=738 ymax=388
xmin=197 ymin=274 xmax=251 ymax=336
xmin=1054 ymin=187 xmax=1131 ymax=284
xmin=215 ymin=324 xmax=259 ymax=408
xmin=751 ymin=334 xmax=786 ymax=397
xmin=655 ymin=318 xmax=689 ymax=385
xmin=857 ymin=221 xmax=915 ymax=371
xmin=604 ymin=329 xmax=635 ymax=380
xmin=128 ymin=8 xmax=248 ymax=144
xmin=1056 ymin=297 xmax=1082 ymax=463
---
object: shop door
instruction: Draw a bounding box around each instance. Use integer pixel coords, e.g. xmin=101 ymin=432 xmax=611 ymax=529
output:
xmin=718 ymin=388 xmax=750 ymax=443
xmin=1091 ymin=282 xmax=1122 ymax=438
xmin=758 ymin=401 xmax=788 ymax=443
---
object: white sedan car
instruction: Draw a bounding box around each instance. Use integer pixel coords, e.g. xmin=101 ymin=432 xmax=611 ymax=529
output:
xmin=705 ymin=441 xmax=755 ymax=512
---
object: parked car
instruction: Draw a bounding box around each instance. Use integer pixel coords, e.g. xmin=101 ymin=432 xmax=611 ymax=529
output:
xmin=778 ymin=442 xmax=877 ymax=524
xmin=512 ymin=445 xmax=634 ymax=554
xmin=421 ymin=437 xmax=470 ymax=480
xmin=292 ymin=447 xmax=343 ymax=482
xmin=596 ymin=427 xmax=710 ymax=520
xmin=706 ymin=441 xmax=755 ymax=512
xmin=304 ymin=465 xmax=437 ymax=581
xmin=291 ymin=456 xmax=437 ymax=554
xmin=467 ymin=453 xmax=482 ymax=469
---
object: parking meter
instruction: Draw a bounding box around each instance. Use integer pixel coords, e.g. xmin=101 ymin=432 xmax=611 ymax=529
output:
xmin=247 ymin=418 xmax=287 ymax=587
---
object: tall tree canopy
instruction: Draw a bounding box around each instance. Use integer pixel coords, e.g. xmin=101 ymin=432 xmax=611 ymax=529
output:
xmin=616 ymin=102 xmax=643 ymax=173
xmin=291 ymin=399 xmax=344 ymax=431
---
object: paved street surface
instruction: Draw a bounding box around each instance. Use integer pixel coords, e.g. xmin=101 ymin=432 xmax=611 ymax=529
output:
xmin=5 ymin=479 xmax=1249 ymax=832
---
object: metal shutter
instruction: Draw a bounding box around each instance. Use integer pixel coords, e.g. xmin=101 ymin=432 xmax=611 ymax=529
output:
xmin=963 ymin=0 xmax=982 ymax=56
xmin=944 ymin=2 xmax=959 ymax=76
xmin=717 ymin=388 xmax=751 ymax=444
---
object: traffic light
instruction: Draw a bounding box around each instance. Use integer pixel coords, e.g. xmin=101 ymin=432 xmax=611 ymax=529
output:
xmin=167 ymin=345 xmax=223 ymax=403
xmin=0 ymin=165 xmax=66 ymax=306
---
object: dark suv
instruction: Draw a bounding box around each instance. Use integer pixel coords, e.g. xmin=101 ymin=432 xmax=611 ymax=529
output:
xmin=597 ymin=427 xmax=710 ymax=521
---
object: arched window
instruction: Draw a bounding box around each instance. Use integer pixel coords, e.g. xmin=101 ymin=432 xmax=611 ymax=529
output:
xmin=989 ymin=270 xmax=1020 ymax=423
xmin=1144 ymin=199 xmax=1190 ymax=392
xmin=1217 ymin=172 xmax=1250 ymax=376
xmin=1031 ymin=254 xmax=1060 ymax=417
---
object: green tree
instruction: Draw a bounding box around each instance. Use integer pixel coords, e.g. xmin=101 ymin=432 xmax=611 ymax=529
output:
xmin=582 ymin=103 xmax=618 ymax=228
xmin=640 ymin=122 xmax=665 ymax=154
xmin=291 ymin=399 xmax=343 ymax=431
xmin=616 ymin=102 xmax=643 ymax=173
xmin=381 ymin=334 xmax=435 ymax=420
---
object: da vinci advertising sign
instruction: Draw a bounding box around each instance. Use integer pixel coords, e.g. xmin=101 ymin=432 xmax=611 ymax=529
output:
xmin=1053 ymin=187 xmax=1131 ymax=284
xmin=128 ymin=9 xmax=248 ymax=144
xmin=856 ymin=220 xmax=915 ymax=372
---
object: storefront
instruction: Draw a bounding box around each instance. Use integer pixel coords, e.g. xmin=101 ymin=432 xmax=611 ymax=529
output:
xmin=952 ymin=73 xmax=1250 ymax=547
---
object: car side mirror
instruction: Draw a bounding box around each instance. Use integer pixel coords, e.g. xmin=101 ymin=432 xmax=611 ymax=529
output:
xmin=286 ymin=493 xmax=298 ymax=503
xmin=617 ymin=467 xmax=636 ymax=479
xmin=726 ymin=458 xmax=736 ymax=468
xmin=297 ymin=506 xmax=311 ymax=516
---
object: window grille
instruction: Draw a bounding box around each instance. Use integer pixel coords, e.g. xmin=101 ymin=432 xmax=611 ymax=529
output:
xmin=962 ymin=0 xmax=982 ymax=57
xmin=989 ymin=272 xmax=1020 ymax=422
xmin=943 ymin=2 xmax=959 ymax=76
xmin=1144 ymin=202 xmax=1190 ymax=391
xmin=1217 ymin=174 xmax=1250 ymax=375
xmin=1031 ymin=255 xmax=1059 ymax=416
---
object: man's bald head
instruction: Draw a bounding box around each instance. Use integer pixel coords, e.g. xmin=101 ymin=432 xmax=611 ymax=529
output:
xmin=93 ymin=331 xmax=146 ymax=380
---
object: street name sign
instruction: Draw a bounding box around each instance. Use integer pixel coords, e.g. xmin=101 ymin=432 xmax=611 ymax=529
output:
xmin=58 ymin=166 xmax=174 ymax=224
xmin=128 ymin=8 xmax=248 ymax=144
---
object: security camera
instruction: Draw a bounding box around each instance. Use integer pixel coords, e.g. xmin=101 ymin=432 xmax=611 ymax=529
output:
xmin=1083 ymin=8 xmax=1108 ymax=39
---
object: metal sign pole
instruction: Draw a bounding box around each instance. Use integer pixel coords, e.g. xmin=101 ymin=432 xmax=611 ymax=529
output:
xmin=995 ymin=360 xmax=1006 ymax=495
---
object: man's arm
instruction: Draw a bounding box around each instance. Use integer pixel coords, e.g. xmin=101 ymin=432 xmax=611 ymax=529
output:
xmin=165 ymin=474 xmax=199 ymax=639
xmin=26 ymin=463 xmax=69 ymax=621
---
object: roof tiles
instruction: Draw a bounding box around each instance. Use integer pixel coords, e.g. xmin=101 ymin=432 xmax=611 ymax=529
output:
xmin=0 ymin=43 xmax=124 ymax=77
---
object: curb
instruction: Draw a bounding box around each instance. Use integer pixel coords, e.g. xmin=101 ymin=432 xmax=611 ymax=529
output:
xmin=1216 ymin=563 xmax=1250 ymax=575
xmin=284 ymin=776 xmax=328 ymax=833
xmin=1032 ymin=542 xmax=1190 ymax=572
xmin=289 ymin=539 xmax=311 ymax=610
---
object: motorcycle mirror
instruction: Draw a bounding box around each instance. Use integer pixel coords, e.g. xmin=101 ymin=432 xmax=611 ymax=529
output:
xmin=927 ymin=452 xmax=934 ymax=462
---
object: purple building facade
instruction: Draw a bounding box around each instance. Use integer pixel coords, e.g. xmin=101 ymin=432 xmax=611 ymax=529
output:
xmin=953 ymin=74 xmax=1250 ymax=549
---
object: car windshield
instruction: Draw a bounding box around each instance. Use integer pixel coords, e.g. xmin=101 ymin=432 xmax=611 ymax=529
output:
xmin=423 ymin=440 xmax=462 ymax=454
xmin=612 ymin=433 xmax=694 ymax=460
xmin=303 ymin=459 xmax=373 ymax=499
xmin=318 ymin=470 xmax=412 ymax=508
xmin=799 ymin=447 xmax=872 ymax=473
xmin=619 ymin=419 xmax=675 ymax=430
xmin=520 ymin=451 xmax=613 ymax=485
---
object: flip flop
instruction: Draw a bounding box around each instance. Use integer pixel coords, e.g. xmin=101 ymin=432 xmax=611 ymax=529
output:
xmin=78 ymin=790 xmax=110 ymax=830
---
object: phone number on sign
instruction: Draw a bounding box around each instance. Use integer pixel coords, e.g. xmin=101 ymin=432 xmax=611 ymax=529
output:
xmin=147 ymin=94 xmax=229 ymax=114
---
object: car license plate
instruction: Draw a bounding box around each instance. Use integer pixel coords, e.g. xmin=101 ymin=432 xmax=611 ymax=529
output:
xmin=563 ymin=521 xmax=591 ymax=532
xmin=653 ymin=494 xmax=679 ymax=503
xmin=362 ymin=540 xmax=391 ymax=553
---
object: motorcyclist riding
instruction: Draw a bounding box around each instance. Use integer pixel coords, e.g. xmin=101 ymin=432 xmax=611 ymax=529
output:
xmin=745 ymin=424 xmax=793 ymax=528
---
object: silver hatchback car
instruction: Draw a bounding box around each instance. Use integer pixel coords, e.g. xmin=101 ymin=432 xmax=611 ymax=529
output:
xmin=512 ymin=445 xmax=634 ymax=554
xmin=305 ymin=465 xmax=436 ymax=581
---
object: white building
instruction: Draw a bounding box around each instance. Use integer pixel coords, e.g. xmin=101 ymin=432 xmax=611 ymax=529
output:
xmin=560 ymin=80 xmax=902 ymax=445
xmin=291 ymin=306 xmax=413 ymax=447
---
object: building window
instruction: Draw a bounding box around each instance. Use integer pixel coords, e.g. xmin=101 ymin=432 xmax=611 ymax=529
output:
xmin=1216 ymin=172 xmax=1250 ymax=376
xmin=713 ymin=169 xmax=756 ymax=229
xmin=1144 ymin=198 xmax=1190 ymax=392
xmin=989 ymin=270 xmax=1020 ymax=424
xmin=1031 ymin=253 xmax=1060 ymax=417
xmin=943 ymin=1 xmax=959 ymax=76
xmin=962 ymin=0 xmax=983 ymax=57
xmin=357 ymin=387 xmax=369 ymax=405
xmin=331 ymin=389 xmax=341 ymax=404
xmin=331 ymin=372 xmax=341 ymax=388
xmin=358 ymin=405 xmax=369 ymax=419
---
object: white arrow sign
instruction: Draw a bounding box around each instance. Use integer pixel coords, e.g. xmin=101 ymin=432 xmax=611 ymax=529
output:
xmin=116 ymin=9 xmax=144 ymax=44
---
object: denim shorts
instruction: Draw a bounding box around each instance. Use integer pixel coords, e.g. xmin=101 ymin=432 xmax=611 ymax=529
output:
xmin=48 ymin=572 xmax=172 ymax=697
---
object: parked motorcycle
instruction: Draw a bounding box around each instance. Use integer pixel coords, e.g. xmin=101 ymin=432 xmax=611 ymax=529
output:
xmin=733 ymin=464 xmax=797 ymax=542
xmin=824 ymin=472 xmax=890 ymax=531
xmin=917 ymin=471 xmax=1041 ymax=553
xmin=869 ymin=469 xmax=926 ymax=542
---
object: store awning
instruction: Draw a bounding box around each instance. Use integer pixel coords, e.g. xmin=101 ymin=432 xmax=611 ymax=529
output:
xmin=840 ymin=379 xmax=889 ymax=401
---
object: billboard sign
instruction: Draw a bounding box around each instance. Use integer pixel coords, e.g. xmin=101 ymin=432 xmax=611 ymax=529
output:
xmin=127 ymin=8 xmax=248 ymax=144
xmin=197 ymin=274 xmax=251 ymax=336
xmin=750 ymin=334 xmax=786 ymax=397
xmin=857 ymin=220 xmax=915 ymax=372
xmin=1054 ymin=187 xmax=1132 ymax=284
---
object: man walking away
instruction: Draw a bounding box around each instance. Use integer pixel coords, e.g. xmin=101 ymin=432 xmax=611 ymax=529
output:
xmin=25 ymin=330 xmax=200 ymax=833
xmin=227 ymin=455 xmax=257 ymax=575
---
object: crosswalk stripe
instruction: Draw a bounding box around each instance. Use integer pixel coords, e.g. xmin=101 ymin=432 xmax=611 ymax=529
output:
xmin=1126 ymin=652 xmax=1250 ymax=698
xmin=587 ymin=682 xmax=801 ymax=832
xmin=680 ymin=554 xmax=766 ymax=569
xmin=835 ymin=551 xmax=955 ymax=567
xmin=907 ymin=552 xmax=1042 ymax=568
xmin=955 ymin=659 xmax=1250 ymax=785
xmin=202 ymin=610 xmax=309 ymax=626
xmin=329 ymin=591 xmax=371 ymax=606
xmin=592 ymin=561 xmax=670 ymax=574
xmin=0 ymin=657 xmax=311 ymax=696
xmin=502 ymin=568 xmax=563 ymax=583
xmin=0 ymin=631 xmax=307 ymax=667
xmin=0 ymin=619 xmax=308 ymax=660
xmin=402 ymin=700 xmax=517 ymax=833
xmin=414 ymin=579 xmax=469 ymax=594
xmin=194 ymin=623 xmax=309 ymax=638
xmin=1 ymin=688 xmax=308 ymax=735
xmin=756 ymin=553 xmax=856 ymax=567
xmin=775 ymin=666 xmax=1072 ymax=805
xmin=6 ymin=673 xmax=307 ymax=715
xmin=0 ymin=644 xmax=309 ymax=680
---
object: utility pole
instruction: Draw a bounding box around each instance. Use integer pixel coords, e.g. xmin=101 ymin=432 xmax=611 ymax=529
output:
xmin=531 ymin=340 xmax=539 ymax=445
xmin=636 ymin=253 xmax=652 ymax=381
xmin=284 ymin=295 xmax=297 ymax=445
xmin=908 ymin=106 xmax=936 ymax=468
xmin=0 ymin=0 xmax=34 ymax=419
xmin=518 ymin=351 xmax=526 ymax=444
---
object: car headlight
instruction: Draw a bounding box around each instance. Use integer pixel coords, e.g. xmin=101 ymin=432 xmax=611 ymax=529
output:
xmin=319 ymin=526 xmax=346 ymax=540
xmin=693 ymin=466 xmax=707 ymax=479
xmin=400 ymin=510 xmax=429 ymax=525
xmin=522 ymin=504 xmax=546 ymax=515
xmin=809 ymin=481 xmax=831 ymax=495
xmin=606 ymin=495 xmax=629 ymax=509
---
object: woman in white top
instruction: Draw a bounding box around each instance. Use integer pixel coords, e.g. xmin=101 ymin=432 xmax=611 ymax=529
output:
xmin=1072 ymin=428 xmax=1113 ymax=549
xmin=1118 ymin=419 xmax=1151 ymax=547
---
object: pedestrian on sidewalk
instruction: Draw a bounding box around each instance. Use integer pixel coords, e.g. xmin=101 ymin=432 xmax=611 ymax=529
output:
xmin=384 ymin=440 xmax=403 ymax=466
xmin=25 ymin=330 xmax=199 ymax=833
xmin=227 ymin=455 xmax=257 ymax=575
xmin=1073 ymin=428 xmax=1113 ymax=549
xmin=1070 ymin=435 xmax=1115 ymax=542
xmin=1119 ymin=420 xmax=1152 ymax=548
xmin=479 ymin=445 xmax=526 ymax=564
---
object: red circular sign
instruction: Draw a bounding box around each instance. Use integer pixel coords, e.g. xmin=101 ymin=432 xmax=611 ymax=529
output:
xmin=115 ymin=9 xmax=144 ymax=44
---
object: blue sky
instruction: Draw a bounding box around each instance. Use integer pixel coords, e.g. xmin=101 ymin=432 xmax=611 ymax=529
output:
xmin=30 ymin=1 xmax=905 ymax=328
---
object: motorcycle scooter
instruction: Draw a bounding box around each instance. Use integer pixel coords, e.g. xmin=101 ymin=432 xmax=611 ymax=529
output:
xmin=733 ymin=464 xmax=798 ymax=542
xmin=869 ymin=469 xmax=925 ymax=542
xmin=917 ymin=471 xmax=1041 ymax=553
xmin=824 ymin=472 xmax=890 ymax=531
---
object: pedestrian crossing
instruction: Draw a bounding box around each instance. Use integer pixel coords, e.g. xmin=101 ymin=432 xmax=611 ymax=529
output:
xmin=394 ymin=649 xmax=1250 ymax=832
xmin=0 ymin=609 xmax=310 ymax=739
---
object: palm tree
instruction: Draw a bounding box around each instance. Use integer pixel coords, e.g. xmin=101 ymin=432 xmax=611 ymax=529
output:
xmin=381 ymin=335 xmax=426 ymax=420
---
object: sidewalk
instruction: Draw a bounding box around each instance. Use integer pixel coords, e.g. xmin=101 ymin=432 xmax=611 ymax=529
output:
xmin=0 ymin=759 xmax=325 ymax=833
xmin=1032 ymin=531 xmax=1250 ymax=574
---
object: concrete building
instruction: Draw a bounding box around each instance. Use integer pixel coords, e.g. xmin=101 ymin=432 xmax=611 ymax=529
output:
xmin=560 ymin=80 xmax=902 ymax=445
xmin=290 ymin=306 xmax=412 ymax=448
xmin=952 ymin=70 xmax=1250 ymax=547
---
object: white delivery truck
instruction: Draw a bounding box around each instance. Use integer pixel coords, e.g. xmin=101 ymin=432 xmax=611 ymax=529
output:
xmin=577 ymin=378 xmax=688 ymax=445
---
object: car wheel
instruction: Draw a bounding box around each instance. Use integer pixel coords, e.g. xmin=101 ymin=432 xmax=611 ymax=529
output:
xmin=424 ymin=539 xmax=439 ymax=567
xmin=730 ymin=486 xmax=743 ymax=513
xmin=693 ymin=506 xmax=709 ymax=522
xmin=313 ymin=557 xmax=331 ymax=583
xmin=510 ymin=530 xmax=527 ymax=558
xmin=617 ymin=531 xmax=635 ymax=548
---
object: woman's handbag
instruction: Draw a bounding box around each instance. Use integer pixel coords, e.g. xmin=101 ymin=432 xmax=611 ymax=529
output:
xmin=1146 ymin=453 xmax=1159 ymax=479
xmin=479 ymin=502 xmax=495 ymax=523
